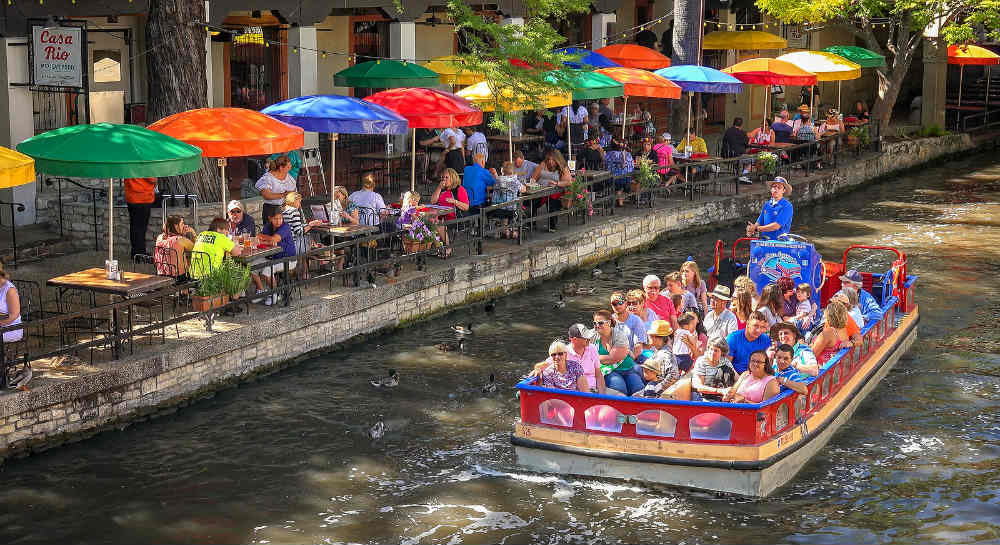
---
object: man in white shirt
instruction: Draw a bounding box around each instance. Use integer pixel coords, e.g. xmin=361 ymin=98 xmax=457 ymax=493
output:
xmin=703 ymin=285 xmax=739 ymax=341
xmin=556 ymin=103 xmax=589 ymax=145
xmin=463 ymin=126 xmax=488 ymax=165
xmin=439 ymin=127 xmax=466 ymax=174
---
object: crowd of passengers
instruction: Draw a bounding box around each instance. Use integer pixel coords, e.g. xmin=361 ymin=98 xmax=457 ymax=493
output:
xmin=530 ymin=264 xmax=885 ymax=404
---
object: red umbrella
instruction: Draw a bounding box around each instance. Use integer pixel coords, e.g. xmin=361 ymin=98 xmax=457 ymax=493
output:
xmin=364 ymin=88 xmax=483 ymax=191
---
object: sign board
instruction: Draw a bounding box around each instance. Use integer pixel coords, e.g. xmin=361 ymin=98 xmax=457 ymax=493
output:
xmin=31 ymin=25 xmax=84 ymax=88
xmin=783 ymin=24 xmax=808 ymax=49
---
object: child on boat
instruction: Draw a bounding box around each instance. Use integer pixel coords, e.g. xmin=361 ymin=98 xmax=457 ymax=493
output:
xmin=792 ymin=283 xmax=817 ymax=331
xmin=672 ymin=312 xmax=701 ymax=372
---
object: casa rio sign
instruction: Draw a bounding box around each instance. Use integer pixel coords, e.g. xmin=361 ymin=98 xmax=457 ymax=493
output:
xmin=31 ymin=25 xmax=84 ymax=88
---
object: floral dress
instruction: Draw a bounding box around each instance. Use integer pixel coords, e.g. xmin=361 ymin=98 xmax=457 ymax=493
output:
xmin=491 ymin=174 xmax=523 ymax=212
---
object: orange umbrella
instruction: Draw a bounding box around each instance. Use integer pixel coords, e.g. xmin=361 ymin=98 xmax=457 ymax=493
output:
xmin=596 ymin=67 xmax=682 ymax=139
xmin=724 ymin=58 xmax=818 ymax=129
xmin=947 ymin=45 xmax=1000 ymax=111
xmin=595 ymin=44 xmax=671 ymax=70
xmin=148 ymin=107 xmax=304 ymax=214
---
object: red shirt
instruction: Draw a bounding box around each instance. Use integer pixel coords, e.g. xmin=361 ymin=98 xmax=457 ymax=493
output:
xmin=436 ymin=186 xmax=469 ymax=221
xmin=124 ymin=177 xmax=156 ymax=204
xmin=645 ymin=293 xmax=677 ymax=324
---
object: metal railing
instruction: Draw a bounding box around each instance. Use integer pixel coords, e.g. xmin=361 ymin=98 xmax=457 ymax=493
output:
xmin=961 ymin=108 xmax=1000 ymax=134
xmin=45 ymin=177 xmax=106 ymax=252
xmin=0 ymin=200 xmax=26 ymax=268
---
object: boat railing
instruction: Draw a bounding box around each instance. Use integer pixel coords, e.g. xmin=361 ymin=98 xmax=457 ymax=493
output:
xmin=516 ymin=293 xmax=907 ymax=447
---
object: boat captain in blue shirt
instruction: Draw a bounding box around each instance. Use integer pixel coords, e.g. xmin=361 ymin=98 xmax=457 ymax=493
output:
xmin=747 ymin=176 xmax=794 ymax=240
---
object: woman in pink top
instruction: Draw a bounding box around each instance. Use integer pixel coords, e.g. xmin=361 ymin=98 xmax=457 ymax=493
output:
xmin=725 ymin=350 xmax=780 ymax=403
xmin=651 ymin=134 xmax=683 ymax=186
xmin=530 ymin=324 xmax=606 ymax=394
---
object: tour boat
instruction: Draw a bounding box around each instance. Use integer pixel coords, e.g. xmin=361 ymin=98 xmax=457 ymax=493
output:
xmin=511 ymin=239 xmax=918 ymax=497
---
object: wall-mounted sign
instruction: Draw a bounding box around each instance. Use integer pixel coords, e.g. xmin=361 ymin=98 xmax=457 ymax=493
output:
xmin=31 ymin=25 xmax=84 ymax=88
xmin=783 ymin=24 xmax=808 ymax=49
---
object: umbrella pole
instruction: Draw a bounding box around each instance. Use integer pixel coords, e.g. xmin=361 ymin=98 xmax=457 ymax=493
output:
xmin=411 ymin=128 xmax=416 ymax=193
xmin=566 ymin=108 xmax=572 ymax=164
xmin=762 ymin=85 xmax=767 ymax=134
xmin=986 ymin=67 xmax=992 ymax=110
xmin=219 ymin=158 xmax=228 ymax=217
xmin=108 ymin=178 xmax=113 ymax=264
xmin=621 ymin=95 xmax=628 ymax=141
xmin=330 ymin=133 xmax=337 ymax=213
xmin=958 ymin=65 xmax=964 ymax=128
xmin=838 ymin=81 xmax=842 ymax=115
xmin=508 ymin=118 xmax=514 ymax=164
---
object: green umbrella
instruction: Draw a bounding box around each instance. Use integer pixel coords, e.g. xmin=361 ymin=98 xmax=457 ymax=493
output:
xmin=821 ymin=46 xmax=886 ymax=69
xmin=558 ymin=71 xmax=625 ymax=100
xmin=334 ymin=60 xmax=441 ymax=88
xmin=17 ymin=123 xmax=203 ymax=266
xmin=17 ymin=122 xmax=202 ymax=178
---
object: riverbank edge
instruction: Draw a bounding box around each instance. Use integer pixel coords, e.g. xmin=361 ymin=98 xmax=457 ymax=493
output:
xmin=0 ymin=133 xmax=981 ymax=462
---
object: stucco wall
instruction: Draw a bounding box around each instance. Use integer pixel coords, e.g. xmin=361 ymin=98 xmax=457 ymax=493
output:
xmin=0 ymin=133 xmax=981 ymax=461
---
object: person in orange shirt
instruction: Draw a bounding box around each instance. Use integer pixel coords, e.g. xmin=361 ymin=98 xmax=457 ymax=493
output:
xmin=124 ymin=177 xmax=157 ymax=261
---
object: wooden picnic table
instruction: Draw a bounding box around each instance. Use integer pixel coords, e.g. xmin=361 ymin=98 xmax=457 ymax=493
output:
xmin=310 ymin=224 xmax=380 ymax=238
xmin=47 ymin=268 xmax=176 ymax=358
xmin=231 ymin=245 xmax=281 ymax=263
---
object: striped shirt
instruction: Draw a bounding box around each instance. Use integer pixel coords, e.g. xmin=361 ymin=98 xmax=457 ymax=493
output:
xmin=282 ymin=206 xmax=305 ymax=237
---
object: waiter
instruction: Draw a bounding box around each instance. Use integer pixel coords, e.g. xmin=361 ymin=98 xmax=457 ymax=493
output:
xmin=747 ymin=176 xmax=793 ymax=240
xmin=124 ymin=177 xmax=157 ymax=260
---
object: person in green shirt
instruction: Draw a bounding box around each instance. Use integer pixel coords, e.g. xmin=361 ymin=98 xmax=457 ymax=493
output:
xmin=191 ymin=217 xmax=243 ymax=279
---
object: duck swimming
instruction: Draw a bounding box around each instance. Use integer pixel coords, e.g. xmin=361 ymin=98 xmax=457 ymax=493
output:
xmin=482 ymin=373 xmax=498 ymax=394
xmin=370 ymin=369 xmax=399 ymax=388
xmin=369 ymin=415 xmax=385 ymax=440
xmin=451 ymin=323 xmax=474 ymax=336
xmin=436 ymin=338 xmax=465 ymax=353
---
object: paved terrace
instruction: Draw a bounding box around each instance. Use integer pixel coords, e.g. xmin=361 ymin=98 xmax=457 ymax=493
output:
xmin=0 ymin=132 xmax=993 ymax=460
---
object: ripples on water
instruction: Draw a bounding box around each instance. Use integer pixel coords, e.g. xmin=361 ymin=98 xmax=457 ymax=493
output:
xmin=1 ymin=156 xmax=998 ymax=544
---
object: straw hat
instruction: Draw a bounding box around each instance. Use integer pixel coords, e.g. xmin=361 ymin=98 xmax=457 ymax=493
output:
xmin=708 ymin=285 xmax=732 ymax=301
xmin=769 ymin=176 xmax=792 ymax=195
xmin=646 ymin=320 xmax=674 ymax=338
xmin=798 ymin=104 xmax=810 ymax=113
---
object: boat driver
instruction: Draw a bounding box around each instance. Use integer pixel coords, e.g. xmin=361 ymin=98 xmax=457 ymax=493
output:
xmin=747 ymin=177 xmax=794 ymax=240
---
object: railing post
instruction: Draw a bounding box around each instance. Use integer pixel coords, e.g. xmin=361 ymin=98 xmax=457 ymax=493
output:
xmin=477 ymin=208 xmax=485 ymax=255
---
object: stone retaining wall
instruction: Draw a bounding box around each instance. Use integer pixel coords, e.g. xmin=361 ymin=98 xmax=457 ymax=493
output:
xmin=0 ymin=134 xmax=979 ymax=461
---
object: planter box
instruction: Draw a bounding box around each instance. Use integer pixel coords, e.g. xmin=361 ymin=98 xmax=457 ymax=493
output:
xmin=402 ymin=240 xmax=432 ymax=254
xmin=192 ymin=294 xmax=229 ymax=312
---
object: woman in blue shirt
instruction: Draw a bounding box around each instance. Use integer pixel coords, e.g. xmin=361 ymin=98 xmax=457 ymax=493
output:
xmin=747 ymin=177 xmax=793 ymax=240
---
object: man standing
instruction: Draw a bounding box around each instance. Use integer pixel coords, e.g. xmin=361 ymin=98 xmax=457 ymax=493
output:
xmin=839 ymin=269 xmax=885 ymax=323
xmin=124 ymin=177 xmax=157 ymax=260
xmin=725 ymin=311 xmax=772 ymax=373
xmin=747 ymin=177 xmax=794 ymax=240
xmin=704 ymin=285 xmax=738 ymax=341
xmin=642 ymin=274 xmax=679 ymax=332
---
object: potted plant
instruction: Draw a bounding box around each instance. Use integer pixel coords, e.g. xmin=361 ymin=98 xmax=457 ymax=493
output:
xmin=631 ymin=157 xmax=659 ymax=193
xmin=847 ymin=125 xmax=869 ymax=148
xmin=756 ymin=151 xmax=778 ymax=175
xmin=401 ymin=217 xmax=441 ymax=254
xmin=219 ymin=258 xmax=252 ymax=299
xmin=192 ymin=267 xmax=228 ymax=312
xmin=559 ymin=174 xmax=593 ymax=216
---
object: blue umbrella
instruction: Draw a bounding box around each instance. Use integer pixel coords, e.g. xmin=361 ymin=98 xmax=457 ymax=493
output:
xmin=262 ymin=95 xmax=408 ymax=202
xmin=554 ymin=47 xmax=622 ymax=69
xmin=654 ymin=65 xmax=744 ymax=147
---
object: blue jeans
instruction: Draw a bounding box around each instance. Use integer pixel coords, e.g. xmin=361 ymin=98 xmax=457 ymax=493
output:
xmin=605 ymin=369 xmax=645 ymax=395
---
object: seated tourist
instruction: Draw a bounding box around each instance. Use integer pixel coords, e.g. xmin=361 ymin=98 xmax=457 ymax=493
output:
xmin=811 ymin=300 xmax=859 ymax=364
xmin=791 ymin=282 xmax=817 ymax=331
xmin=489 ymin=161 xmax=526 ymax=240
xmin=331 ymin=186 xmax=360 ymax=226
xmin=539 ymin=340 xmax=589 ymax=391
xmin=776 ymin=276 xmax=798 ymax=321
xmin=604 ymin=140 xmax=635 ymax=207
xmin=640 ymin=319 xmax=678 ymax=374
xmin=155 ymin=215 xmax=196 ymax=281
xmin=0 ymin=263 xmax=23 ymax=343
xmin=725 ymin=310 xmax=772 ymax=373
xmin=664 ymin=272 xmax=698 ymax=314
xmin=652 ymin=133 xmax=683 ymax=186
xmin=688 ymin=336 xmax=737 ymax=401
xmin=771 ymin=343 xmax=810 ymax=394
xmin=833 ymin=286 xmax=865 ymax=329
xmin=349 ymin=173 xmax=390 ymax=227
xmin=704 ymin=285 xmax=738 ymax=341
xmin=724 ymin=350 xmax=780 ymax=403
xmin=513 ymin=151 xmax=538 ymax=182
xmin=226 ymin=200 xmax=256 ymax=238
xmin=754 ymin=283 xmax=783 ymax=327
xmin=634 ymin=350 xmax=681 ymax=398
xmin=610 ymin=291 xmax=647 ymax=358
xmin=772 ymin=111 xmax=794 ymax=143
xmin=678 ymin=129 xmax=708 ymax=155
xmin=578 ymin=136 xmax=605 ymax=170
xmin=731 ymin=288 xmax=754 ymax=330
xmin=191 ymin=217 xmax=243 ymax=279
xmin=626 ymin=289 xmax=659 ymax=337
xmin=839 ymin=269 xmax=884 ymax=323
xmin=673 ymin=312 xmax=701 ymax=372
xmin=767 ymin=322 xmax=819 ymax=376
xmin=566 ymin=323 xmax=606 ymax=394
xmin=254 ymin=207 xmax=296 ymax=306
xmin=592 ymin=310 xmax=644 ymax=395
xmin=643 ymin=274 xmax=678 ymax=332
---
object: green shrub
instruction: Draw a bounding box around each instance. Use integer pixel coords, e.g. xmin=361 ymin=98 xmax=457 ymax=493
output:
xmin=917 ymin=124 xmax=950 ymax=138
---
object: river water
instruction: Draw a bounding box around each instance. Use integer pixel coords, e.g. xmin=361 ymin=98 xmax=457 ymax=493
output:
xmin=2 ymin=154 xmax=998 ymax=544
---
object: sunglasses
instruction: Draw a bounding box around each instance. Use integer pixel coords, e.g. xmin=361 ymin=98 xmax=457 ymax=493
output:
xmin=611 ymin=299 xmax=626 ymax=306
xmin=593 ymin=320 xmax=610 ymax=327
xmin=749 ymin=358 xmax=767 ymax=365
xmin=229 ymin=210 xmax=242 ymax=214
xmin=550 ymin=352 xmax=567 ymax=357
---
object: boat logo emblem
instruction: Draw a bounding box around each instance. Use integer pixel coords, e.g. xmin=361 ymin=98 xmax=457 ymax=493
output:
xmin=760 ymin=253 xmax=802 ymax=281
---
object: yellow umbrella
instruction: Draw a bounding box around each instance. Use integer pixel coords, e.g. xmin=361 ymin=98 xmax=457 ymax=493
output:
xmin=777 ymin=50 xmax=861 ymax=113
xmin=422 ymin=55 xmax=484 ymax=86
xmin=0 ymin=146 xmax=36 ymax=189
xmin=457 ymin=81 xmax=571 ymax=162
xmin=703 ymin=31 xmax=787 ymax=50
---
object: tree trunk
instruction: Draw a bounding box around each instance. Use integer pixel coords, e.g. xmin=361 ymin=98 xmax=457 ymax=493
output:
xmin=146 ymin=0 xmax=221 ymax=205
xmin=872 ymin=53 xmax=915 ymax=134
xmin=669 ymin=0 xmax=701 ymax=137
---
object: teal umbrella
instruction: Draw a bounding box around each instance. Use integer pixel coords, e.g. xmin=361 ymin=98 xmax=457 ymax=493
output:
xmin=18 ymin=123 xmax=203 ymax=264
xmin=821 ymin=46 xmax=885 ymax=69
xmin=552 ymin=71 xmax=625 ymax=100
xmin=334 ymin=60 xmax=440 ymax=88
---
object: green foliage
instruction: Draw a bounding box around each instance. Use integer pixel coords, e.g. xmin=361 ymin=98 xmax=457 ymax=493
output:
xmin=194 ymin=267 xmax=224 ymax=297
xmin=916 ymin=124 xmax=950 ymax=137
xmin=195 ymin=258 xmax=251 ymax=297
xmin=446 ymin=0 xmax=591 ymax=132
xmin=563 ymin=175 xmax=593 ymax=211
xmin=633 ymin=157 xmax=661 ymax=188
xmin=756 ymin=151 xmax=779 ymax=174
xmin=849 ymin=125 xmax=871 ymax=147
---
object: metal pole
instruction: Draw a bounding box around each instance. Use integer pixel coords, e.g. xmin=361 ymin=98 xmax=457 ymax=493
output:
xmin=108 ymin=179 xmax=113 ymax=263
xmin=957 ymin=64 xmax=964 ymax=130
xmin=621 ymin=95 xmax=629 ymax=141
xmin=985 ymin=66 xmax=991 ymax=110
xmin=410 ymin=128 xmax=416 ymax=192
xmin=219 ymin=158 xmax=228 ymax=216
xmin=330 ymin=133 xmax=337 ymax=214
xmin=508 ymin=118 xmax=514 ymax=163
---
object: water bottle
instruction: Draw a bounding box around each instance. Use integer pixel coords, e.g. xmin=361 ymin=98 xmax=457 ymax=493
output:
xmin=387 ymin=140 xmax=394 ymax=155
